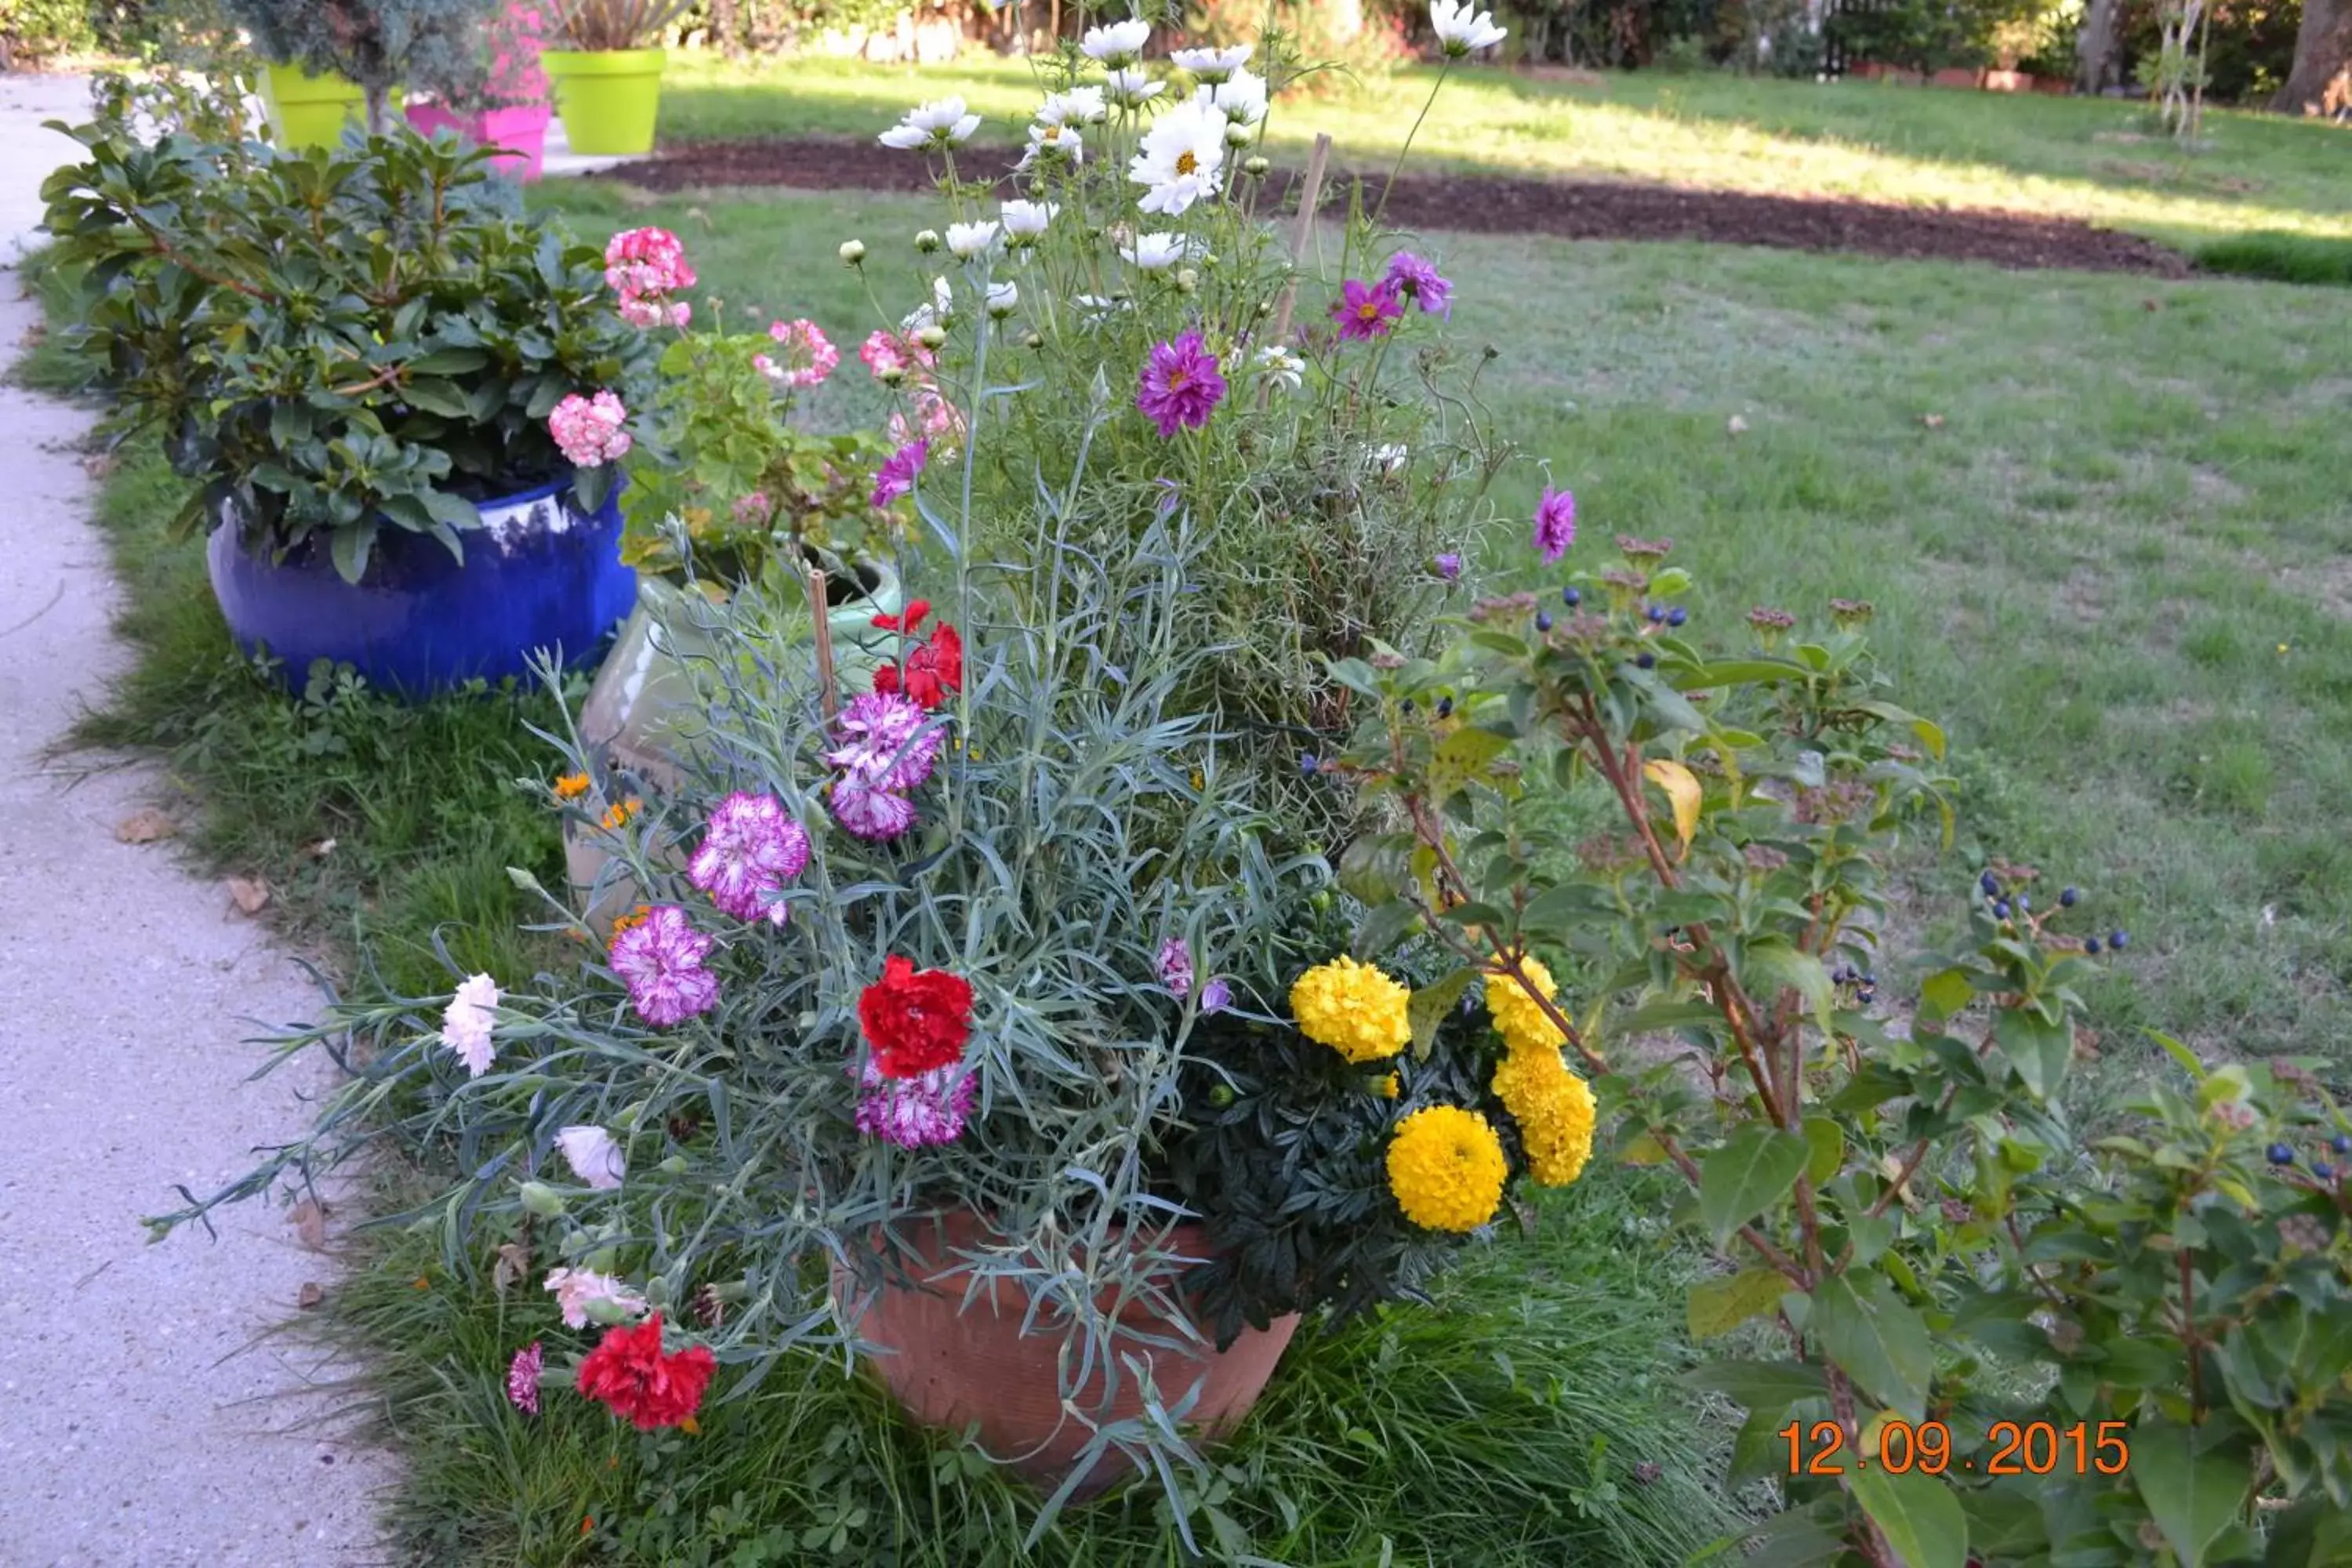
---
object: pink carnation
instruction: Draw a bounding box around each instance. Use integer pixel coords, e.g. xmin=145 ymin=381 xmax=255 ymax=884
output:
xmin=831 ymin=777 xmax=918 ymax=842
xmin=506 ymin=1341 xmax=543 ymax=1417
xmin=687 ymin=791 xmax=810 ymax=925
xmin=855 ymin=1059 xmax=975 ymax=1148
xmin=608 ymin=905 xmax=720 ymax=1028
xmin=548 ymin=390 xmax=633 ymax=469
xmin=826 ymin=691 xmax=942 ymax=793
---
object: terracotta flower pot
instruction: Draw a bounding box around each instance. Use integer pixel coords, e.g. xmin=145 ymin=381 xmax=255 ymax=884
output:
xmin=833 ymin=1210 xmax=1299 ymax=1498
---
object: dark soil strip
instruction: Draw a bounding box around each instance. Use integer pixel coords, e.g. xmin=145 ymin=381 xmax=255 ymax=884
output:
xmin=597 ymin=136 xmax=2191 ymax=278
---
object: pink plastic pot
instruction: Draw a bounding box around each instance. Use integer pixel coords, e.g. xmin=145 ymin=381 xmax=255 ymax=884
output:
xmin=405 ymin=100 xmax=552 ymax=180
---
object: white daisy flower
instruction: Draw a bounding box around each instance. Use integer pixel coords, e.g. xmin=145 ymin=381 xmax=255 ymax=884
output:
xmin=1103 ymin=67 xmax=1165 ymax=107
xmin=1016 ymin=121 xmax=1085 ymax=171
xmin=1037 ymin=85 xmax=1108 ymax=126
xmin=1430 ymin=0 xmax=1507 ymax=57
xmin=1081 ymin=17 xmax=1152 ymax=66
xmin=1127 ymin=96 xmax=1228 ymax=216
xmin=1000 ymin=198 xmax=1058 ymax=243
xmin=878 ymin=95 xmax=982 ymax=151
xmin=986 ymin=280 xmax=1020 ymax=318
xmin=1171 ymin=42 xmax=1253 ymax=82
xmin=555 ymin=1124 xmax=626 ymax=1191
xmin=1208 ymin=68 xmax=1268 ymax=143
xmin=1120 ymin=230 xmax=1194 ymax=270
xmin=946 ymin=220 xmax=1000 ymax=260
xmin=1254 ymin=342 xmax=1305 ymax=394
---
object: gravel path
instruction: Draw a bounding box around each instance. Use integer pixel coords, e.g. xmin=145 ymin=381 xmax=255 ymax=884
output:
xmin=0 ymin=73 xmax=391 ymax=1567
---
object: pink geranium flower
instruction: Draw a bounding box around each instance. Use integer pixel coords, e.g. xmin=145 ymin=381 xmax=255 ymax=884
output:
xmin=758 ymin=318 xmax=840 ymax=389
xmin=548 ymin=390 xmax=633 ymax=469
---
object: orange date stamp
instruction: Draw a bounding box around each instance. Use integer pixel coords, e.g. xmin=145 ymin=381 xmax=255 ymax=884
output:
xmin=1781 ymin=1419 xmax=2132 ymax=1477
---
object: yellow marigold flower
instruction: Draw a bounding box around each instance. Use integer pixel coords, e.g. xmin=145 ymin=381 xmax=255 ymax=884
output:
xmin=1386 ymin=1105 xmax=1508 ymax=1232
xmin=601 ymin=796 xmax=643 ymax=830
xmin=1290 ymin=956 xmax=1412 ymax=1064
xmin=1492 ymin=1046 xmax=1598 ymax=1187
xmin=1377 ymin=1073 xmax=1401 ymax=1099
xmin=554 ymin=771 xmax=592 ymax=800
xmin=1486 ymin=956 xmax=1568 ymax=1056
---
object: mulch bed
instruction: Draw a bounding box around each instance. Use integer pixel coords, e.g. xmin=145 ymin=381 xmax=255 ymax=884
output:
xmin=595 ymin=136 xmax=2191 ymax=278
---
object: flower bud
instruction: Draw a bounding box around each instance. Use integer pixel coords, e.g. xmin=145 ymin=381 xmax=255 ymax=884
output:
xmin=1023 ymin=331 xmax=1044 ymax=350
xmin=913 ymin=324 xmax=948 ymax=350
xmin=1174 ymin=267 xmax=1199 ymax=295
xmin=1243 ymin=154 xmax=1271 ymax=177
xmin=1208 ymin=1084 xmax=1236 ymax=1108
xmin=878 ymin=365 xmax=908 ymax=387
xmin=838 ymin=238 xmax=866 ymax=266
xmin=518 ymin=1181 xmax=567 ymax=1218
xmin=659 ymin=1155 xmax=688 ymax=1174
xmin=914 ymin=228 xmax=942 ymax=254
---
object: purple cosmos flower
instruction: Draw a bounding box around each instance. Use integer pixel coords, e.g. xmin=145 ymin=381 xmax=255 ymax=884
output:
xmin=1534 ymin=485 xmax=1577 ymax=564
xmin=826 ymin=690 xmax=942 ymax=793
xmin=831 ymin=776 xmax=919 ymax=842
xmin=1199 ymin=978 xmax=1232 ymax=1014
xmin=688 ymin=791 xmax=810 ymax=925
xmin=1135 ymin=331 xmax=1227 ymax=438
xmin=506 ymin=1341 xmax=543 ymax=1416
xmin=855 ymin=1059 xmax=976 ymax=1148
xmin=1383 ymin=251 xmax=1453 ymax=318
xmin=1329 ymin=278 xmax=1403 ymax=342
xmin=608 ymin=905 xmax=720 ymax=1028
xmin=1433 ymin=553 xmax=1463 ymax=582
xmin=1156 ymin=935 xmax=1195 ymax=998
xmin=872 ymin=437 xmax=930 ymax=510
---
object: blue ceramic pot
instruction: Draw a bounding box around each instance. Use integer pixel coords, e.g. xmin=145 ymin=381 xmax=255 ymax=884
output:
xmin=206 ymin=473 xmax=637 ymax=695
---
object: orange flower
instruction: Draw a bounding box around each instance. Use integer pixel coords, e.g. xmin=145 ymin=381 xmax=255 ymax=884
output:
xmin=601 ymin=797 xmax=643 ymax=830
xmin=554 ymin=771 xmax=592 ymax=800
xmin=609 ymin=904 xmax=653 ymax=938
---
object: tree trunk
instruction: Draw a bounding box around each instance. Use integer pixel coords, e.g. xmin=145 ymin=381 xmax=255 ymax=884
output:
xmin=2075 ymin=0 xmax=2122 ymax=93
xmin=711 ymin=0 xmax=739 ymax=54
xmin=2271 ymin=0 xmax=2352 ymax=114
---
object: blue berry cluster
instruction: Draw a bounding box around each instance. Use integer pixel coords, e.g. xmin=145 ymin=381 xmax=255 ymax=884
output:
xmin=1978 ymin=869 xmax=2126 ymax=956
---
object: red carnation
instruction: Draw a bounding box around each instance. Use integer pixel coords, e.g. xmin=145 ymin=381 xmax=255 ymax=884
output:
xmin=873 ymin=600 xmax=931 ymax=633
xmin=902 ymin=622 xmax=964 ymax=710
xmin=575 ymin=1314 xmax=715 ymax=1431
xmin=858 ymin=954 xmax=974 ymax=1079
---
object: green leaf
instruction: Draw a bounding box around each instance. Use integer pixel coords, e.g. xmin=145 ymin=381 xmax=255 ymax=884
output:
xmin=2146 ymin=1029 xmax=2209 ymax=1081
xmin=1853 ymin=700 xmax=1947 ymax=762
xmin=1613 ymin=997 xmax=1724 ymax=1036
xmin=405 ymin=346 xmax=488 ymax=376
xmin=1740 ymin=940 xmax=1835 ymax=1040
xmin=1918 ymin=967 xmax=1972 ymax=1025
xmin=1408 ymin=968 xmax=1475 ymax=1060
xmin=1351 ymin=898 xmax=1423 ymax=960
xmin=401 ymin=377 xmax=472 ymax=418
xmin=1994 ymin=1007 xmax=2072 ymax=1102
xmin=1848 ymin=1467 xmax=1966 ymax=1568
xmin=1682 ymin=1358 xmax=1827 ymax=1414
xmin=1802 ymin=1116 xmax=1845 ymax=1185
xmin=1809 ymin=1275 xmax=1933 ymax=1421
xmin=1425 ymin=727 xmax=1512 ymax=803
xmin=1699 ymin=1126 xmax=1809 ymax=1246
xmin=1688 ymin=1268 xmax=1790 ymax=1339
xmin=2133 ymin=1424 xmax=2247 ymax=1566
xmin=327 ymin=519 xmax=376 ymax=585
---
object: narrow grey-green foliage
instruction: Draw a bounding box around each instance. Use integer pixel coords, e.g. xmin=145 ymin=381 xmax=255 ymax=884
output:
xmin=225 ymin=0 xmax=505 ymax=127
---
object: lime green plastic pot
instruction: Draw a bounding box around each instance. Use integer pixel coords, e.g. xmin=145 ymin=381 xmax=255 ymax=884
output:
xmin=261 ymin=63 xmax=365 ymax=150
xmin=542 ymin=48 xmax=666 ymax=155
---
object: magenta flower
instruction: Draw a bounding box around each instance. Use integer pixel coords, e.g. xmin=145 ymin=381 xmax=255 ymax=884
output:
xmin=608 ymin=906 xmax=720 ymax=1028
xmin=506 ymin=1341 xmax=543 ymax=1417
xmin=855 ymin=1059 xmax=976 ymax=1148
xmin=1156 ymin=935 xmax=1195 ymax=998
xmin=872 ymin=437 xmax=929 ymax=510
xmin=1433 ymin=553 xmax=1463 ymax=582
xmin=1533 ymin=486 xmax=1577 ymax=564
xmin=831 ymin=777 xmax=919 ymax=842
xmin=1135 ymin=331 xmax=1227 ymax=438
xmin=1200 ymin=978 xmax=1232 ymax=1013
xmin=1383 ymin=251 xmax=1453 ymax=318
xmin=547 ymin=390 xmax=633 ymax=469
xmin=826 ymin=691 xmax=942 ymax=793
xmin=1329 ymin=278 xmax=1403 ymax=342
xmin=688 ymin=792 xmax=810 ymax=926
xmin=760 ymin=318 xmax=840 ymax=389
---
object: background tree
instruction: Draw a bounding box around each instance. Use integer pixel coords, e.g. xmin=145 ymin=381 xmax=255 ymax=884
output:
xmin=2272 ymin=0 xmax=2350 ymax=108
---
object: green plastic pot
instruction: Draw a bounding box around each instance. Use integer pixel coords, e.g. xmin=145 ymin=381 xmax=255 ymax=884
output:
xmin=261 ymin=63 xmax=366 ymax=150
xmin=542 ymin=47 xmax=666 ymax=155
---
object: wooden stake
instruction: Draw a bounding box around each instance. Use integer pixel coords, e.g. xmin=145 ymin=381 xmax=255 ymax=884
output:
xmin=1267 ymin=132 xmax=1333 ymax=348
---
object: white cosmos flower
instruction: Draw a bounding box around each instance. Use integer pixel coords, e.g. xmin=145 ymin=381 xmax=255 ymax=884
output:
xmin=1430 ymin=0 xmax=1507 ymax=56
xmin=946 ymin=220 xmax=1000 ymax=260
xmin=1120 ymin=230 xmax=1194 ymax=270
xmin=1254 ymin=342 xmax=1305 ymax=394
xmin=1080 ymin=16 xmax=1151 ymax=66
xmin=1128 ymin=96 xmax=1228 ymax=216
xmin=878 ymin=95 xmax=982 ymax=150
xmin=1171 ymin=42 xmax=1253 ymax=82
xmin=439 ymin=973 xmax=499 ymax=1078
xmin=1036 ymin=85 xmax=1108 ymax=126
xmin=1207 ymin=69 xmax=1268 ymax=143
xmin=1000 ymin=198 xmax=1058 ymax=242
xmin=555 ymin=1124 xmax=626 ymax=1190
xmin=901 ymin=275 xmax=956 ymax=334
xmin=1016 ymin=120 xmax=1084 ymax=170
xmin=986 ymin=279 xmax=1019 ymax=318
xmin=1103 ymin=67 xmax=1165 ymax=107
xmin=1374 ymin=442 xmax=1410 ymax=474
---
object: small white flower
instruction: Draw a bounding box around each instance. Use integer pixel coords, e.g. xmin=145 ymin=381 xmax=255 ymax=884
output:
xmin=1171 ymin=42 xmax=1253 ymax=82
xmin=439 ymin=973 xmax=499 ymax=1078
xmin=878 ymin=95 xmax=982 ymax=150
xmin=986 ymin=279 xmax=1019 ymax=318
xmin=1103 ymin=67 xmax=1165 ymax=107
xmin=837 ymin=238 xmax=866 ymax=266
xmin=946 ymin=220 xmax=1000 ymax=260
xmin=1000 ymin=198 xmax=1058 ymax=242
xmin=555 ymin=1124 xmax=626 ymax=1191
xmin=1120 ymin=230 xmax=1194 ymax=270
xmin=1430 ymin=0 xmax=1507 ymax=56
xmin=1254 ymin=342 xmax=1305 ymax=394
xmin=543 ymin=1266 xmax=647 ymax=1330
xmin=1128 ymin=96 xmax=1228 ymax=216
xmin=1209 ymin=68 xmax=1269 ymax=139
xmin=1071 ymin=292 xmax=1127 ymax=321
xmin=1080 ymin=16 xmax=1151 ymax=66
xmin=901 ymin=274 xmax=958 ymax=336
xmin=1016 ymin=121 xmax=1085 ymax=171
xmin=1036 ymin=85 xmax=1108 ymax=126
xmin=1374 ymin=442 xmax=1410 ymax=474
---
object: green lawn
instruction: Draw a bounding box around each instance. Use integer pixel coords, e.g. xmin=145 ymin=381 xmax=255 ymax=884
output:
xmin=653 ymin=53 xmax=2352 ymax=242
